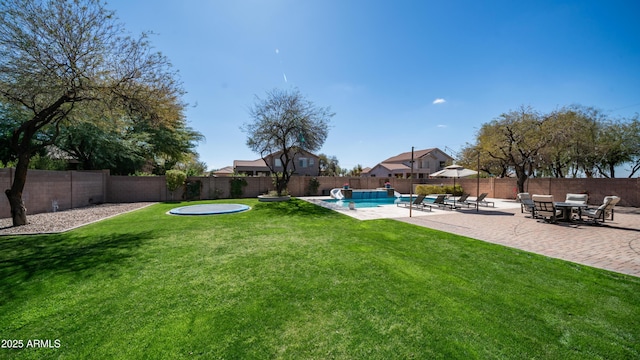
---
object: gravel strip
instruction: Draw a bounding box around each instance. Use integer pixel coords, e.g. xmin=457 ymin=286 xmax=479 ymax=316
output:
xmin=0 ymin=202 xmax=156 ymax=236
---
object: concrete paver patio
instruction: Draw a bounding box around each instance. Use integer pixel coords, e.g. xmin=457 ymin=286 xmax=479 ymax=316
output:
xmin=303 ymin=196 xmax=640 ymax=278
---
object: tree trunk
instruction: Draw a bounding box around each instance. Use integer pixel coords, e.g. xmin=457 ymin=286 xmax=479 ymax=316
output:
xmin=5 ymin=188 xmax=27 ymax=226
xmin=514 ymin=165 xmax=528 ymax=194
xmin=5 ymin=154 xmax=30 ymax=226
xmin=276 ymin=176 xmax=288 ymax=196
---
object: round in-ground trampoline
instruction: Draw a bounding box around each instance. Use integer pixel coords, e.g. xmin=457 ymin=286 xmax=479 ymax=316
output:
xmin=169 ymin=203 xmax=250 ymax=215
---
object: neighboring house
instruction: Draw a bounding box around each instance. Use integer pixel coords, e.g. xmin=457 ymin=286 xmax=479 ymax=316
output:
xmin=366 ymin=148 xmax=454 ymax=178
xmin=233 ymin=150 xmax=320 ymax=176
xmin=211 ymin=166 xmax=234 ymax=177
xmin=233 ymin=159 xmax=270 ymax=176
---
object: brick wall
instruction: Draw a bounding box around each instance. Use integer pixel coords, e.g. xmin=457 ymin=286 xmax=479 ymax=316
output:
xmin=0 ymin=169 xmax=107 ymax=218
xmin=107 ymin=176 xmax=168 ymax=202
xmin=1 ymin=168 xmax=638 ymax=218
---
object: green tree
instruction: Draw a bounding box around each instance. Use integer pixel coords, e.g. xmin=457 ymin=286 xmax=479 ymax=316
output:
xmin=54 ymin=111 xmax=203 ymax=175
xmin=165 ymin=169 xmax=186 ymax=201
xmin=318 ymin=153 xmax=340 ymax=176
xmin=0 ymin=0 xmax=184 ymax=225
xmin=458 ymin=144 xmax=507 ymax=177
xmin=594 ymin=119 xmax=634 ymax=178
xmin=537 ymin=107 xmax=600 ymax=178
xmin=563 ymin=106 xmax=603 ymax=177
xmin=172 ymin=153 xmax=208 ymax=177
xmin=243 ymin=88 xmax=333 ymax=195
xmin=624 ymin=115 xmax=640 ymax=177
xmin=56 ymin=121 xmax=148 ymax=174
xmin=347 ymin=164 xmax=363 ymax=177
xmin=477 ymin=106 xmax=555 ymax=193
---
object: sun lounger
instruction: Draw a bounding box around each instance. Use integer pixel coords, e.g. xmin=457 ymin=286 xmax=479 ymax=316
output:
xmin=445 ymin=193 xmax=471 ymax=208
xmin=397 ymin=194 xmax=432 ymax=211
xmin=432 ymin=194 xmax=456 ymax=210
xmin=466 ymin=193 xmax=494 ymax=207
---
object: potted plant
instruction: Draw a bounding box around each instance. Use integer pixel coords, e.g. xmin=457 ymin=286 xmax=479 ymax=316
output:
xmin=343 ymin=183 xmax=349 ymax=189
xmin=385 ymin=181 xmax=391 ymax=188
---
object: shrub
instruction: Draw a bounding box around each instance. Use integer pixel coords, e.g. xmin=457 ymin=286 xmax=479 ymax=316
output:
xmin=306 ymin=177 xmax=321 ymax=196
xmin=166 ymin=170 xmax=187 ymax=192
xmin=230 ymin=177 xmax=248 ymax=198
xmin=415 ymin=184 xmax=463 ymax=196
xmin=184 ymin=180 xmax=201 ymax=200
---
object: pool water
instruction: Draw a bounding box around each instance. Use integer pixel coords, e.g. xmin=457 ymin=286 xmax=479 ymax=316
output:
xmin=324 ymin=196 xmax=433 ymax=209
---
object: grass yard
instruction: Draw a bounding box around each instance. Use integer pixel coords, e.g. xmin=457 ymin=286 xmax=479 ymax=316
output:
xmin=1 ymin=199 xmax=639 ymax=359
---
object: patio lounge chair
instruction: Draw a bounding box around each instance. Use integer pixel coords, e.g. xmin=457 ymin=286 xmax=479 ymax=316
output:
xmin=432 ymin=194 xmax=456 ymax=210
xmin=445 ymin=193 xmax=471 ymax=208
xmin=583 ymin=196 xmax=621 ymax=224
xmin=517 ymin=193 xmax=536 ymax=217
xmin=397 ymin=194 xmax=432 ymax=211
xmin=466 ymin=193 xmax=494 ymax=207
xmin=532 ymin=194 xmax=563 ymax=223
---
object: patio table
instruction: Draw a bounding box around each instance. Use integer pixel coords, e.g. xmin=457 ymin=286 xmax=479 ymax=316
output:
xmin=554 ymin=202 xmax=589 ymax=222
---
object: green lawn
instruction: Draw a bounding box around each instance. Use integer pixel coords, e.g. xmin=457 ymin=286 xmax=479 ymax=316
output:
xmin=1 ymin=199 xmax=639 ymax=359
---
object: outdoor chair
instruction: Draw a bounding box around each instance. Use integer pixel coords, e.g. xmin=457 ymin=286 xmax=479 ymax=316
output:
xmin=466 ymin=193 xmax=495 ymax=207
xmin=565 ymin=193 xmax=589 ymax=219
xmin=397 ymin=194 xmax=431 ymax=211
xmin=532 ymin=194 xmax=563 ymax=223
xmin=432 ymin=194 xmax=455 ymax=210
xmin=446 ymin=193 xmax=471 ymax=208
xmin=517 ymin=193 xmax=536 ymax=217
xmin=583 ymin=196 xmax=621 ymax=224
xmin=565 ymin=193 xmax=588 ymax=204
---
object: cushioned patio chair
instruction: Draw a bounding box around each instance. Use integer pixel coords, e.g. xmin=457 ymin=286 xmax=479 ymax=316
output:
xmin=583 ymin=196 xmax=621 ymax=224
xmin=517 ymin=193 xmax=536 ymax=217
xmin=532 ymin=194 xmax=563 ymax=223
xmin=565 ymin=193 xmax=589 ymax=219
xmin=565 ymin=193 xmax=588 ymax=204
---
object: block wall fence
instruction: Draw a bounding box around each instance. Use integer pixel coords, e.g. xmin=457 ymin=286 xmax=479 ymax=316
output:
xmin=1 ymin=168 xmax=638 ymax=218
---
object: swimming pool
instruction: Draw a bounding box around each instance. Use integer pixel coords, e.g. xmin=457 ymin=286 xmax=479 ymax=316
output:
xmin=323 ymin=196 xmax=432 ymax=209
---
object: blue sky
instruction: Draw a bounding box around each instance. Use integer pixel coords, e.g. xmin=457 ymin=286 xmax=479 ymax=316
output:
xmin=108 ymin=0 xmax=640 ymax=172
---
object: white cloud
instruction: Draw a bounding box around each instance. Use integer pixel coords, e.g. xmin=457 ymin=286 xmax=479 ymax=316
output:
xmin=437 ymin=124 xmax=447 ymax=128
xmin=433 ymin=98 xmax=446 ymax=104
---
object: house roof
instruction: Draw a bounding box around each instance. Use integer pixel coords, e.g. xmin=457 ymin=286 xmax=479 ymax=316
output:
xmin=212 ymin=166 xmax=234 ymax=175
xmin=233 ymin=150 xmax=319 ymax=169
xmin=377 ymin=162 xmax=411 ymax=171
xmin=382 ymin=148 xmax=444 ymax=163
xmin=233 ymin=159 xmax=269 ymax=170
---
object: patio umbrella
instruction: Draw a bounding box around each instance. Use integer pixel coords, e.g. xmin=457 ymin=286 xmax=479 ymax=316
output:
xmin=430 ymin=164 xmax=478 ymax=207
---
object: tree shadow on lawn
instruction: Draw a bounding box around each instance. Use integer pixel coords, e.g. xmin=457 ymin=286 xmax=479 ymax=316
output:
xmin=0 ymin=230 xmax=157 ymax=302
